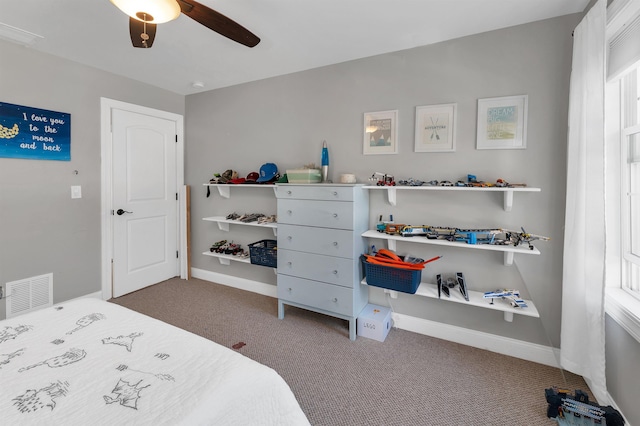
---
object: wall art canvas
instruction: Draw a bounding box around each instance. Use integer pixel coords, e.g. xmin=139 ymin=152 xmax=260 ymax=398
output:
xmin=363 ymin=110 xmax=398 ymax=155
xmin=0 ymin=101 xmax=71 ymax=161
xmin=476 ymin=95 xmax=527 ymax=150
xmin=414 ymin=103 xmax=456 ymax=152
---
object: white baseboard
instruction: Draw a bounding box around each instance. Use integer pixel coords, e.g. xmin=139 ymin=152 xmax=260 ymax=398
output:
xmin=191 ymin=268 xmax=277 ymax=298
xmin=581 ymin=378 xmax=631 ymax=425
xmin=191 ymin=268 xmax=560 ymax=368
xmin=390 ymin=312 xmax=561 ymax=368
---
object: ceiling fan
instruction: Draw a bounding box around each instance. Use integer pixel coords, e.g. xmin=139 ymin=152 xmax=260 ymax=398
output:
xmin=109 ymin=0 xmax=260 ymax=49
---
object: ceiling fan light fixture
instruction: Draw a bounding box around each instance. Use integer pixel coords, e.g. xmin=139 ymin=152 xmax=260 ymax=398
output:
xmin=109 ymin=0 xmax=181 ymax=24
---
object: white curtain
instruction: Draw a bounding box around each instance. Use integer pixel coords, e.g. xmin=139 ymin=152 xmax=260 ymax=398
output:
xmin=561 ymin=0 xmax=608 ymax=404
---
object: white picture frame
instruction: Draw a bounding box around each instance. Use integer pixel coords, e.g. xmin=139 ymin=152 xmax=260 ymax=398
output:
xmin=363 ymin=110 xmax=398 ymax=155
xmin=414 ymin=103 xmax=456 ymax=152
xmin=476 ymin=95 xmax=528 ymax=150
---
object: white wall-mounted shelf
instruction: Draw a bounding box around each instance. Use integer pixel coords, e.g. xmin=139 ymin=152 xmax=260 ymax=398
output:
xmin=362 ymin=230 xmax=539 ymax=266
xmin=202 ymin=250 xmax=251 ymax=265
xmin=362 ymin=185 xmax=541 ymax=211
xmin=204 ymin=183 xmax=277 ymax=199
xmin=203 ymin=184 xmax=277 ymax=274
xmin=203 ymin=216 xmax=277 ymax=236
xmin=202 ymin=251 xmax=276 ymax=274
xmin=362 ymin=279 xmax=539 ymax=322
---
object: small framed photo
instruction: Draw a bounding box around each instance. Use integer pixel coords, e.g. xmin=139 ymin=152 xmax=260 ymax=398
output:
xmin=363 ymin=110 xmax=398 ymax=155
xmin=476 ymin=95 xmax=528 ymax=150
xmin=414 ymin=103 xmax=457 ymax=152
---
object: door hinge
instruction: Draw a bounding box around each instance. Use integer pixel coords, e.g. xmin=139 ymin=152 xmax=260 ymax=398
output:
xmin=176 ymin=192 xmax=178 ymax=201
xmin=176 ymin=250 xmax=179 ymax=258
xmin=175 ymin=135 xmax=178 ymax=143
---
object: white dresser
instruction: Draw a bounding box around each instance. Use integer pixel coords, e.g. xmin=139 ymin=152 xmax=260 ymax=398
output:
xmin=276 ymin=184 xmax=370 ymax=340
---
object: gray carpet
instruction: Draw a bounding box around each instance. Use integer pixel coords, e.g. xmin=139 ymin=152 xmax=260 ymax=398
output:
xmin=109 ymin=277 xmax=589 ymax=425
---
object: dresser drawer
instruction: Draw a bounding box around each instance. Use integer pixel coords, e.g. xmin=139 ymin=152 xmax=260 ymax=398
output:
xmin=277 ymin=249 xmax=357 ymax=288
xmin=278 ymin=224 xmax=354 ymax=257
xmin=277 ymin=275 xmax=355 ymax=316
xmin=276 ymin=185 xmax=354 ymax=201
xmin=278 ymin=199 xmax=354 ymax=229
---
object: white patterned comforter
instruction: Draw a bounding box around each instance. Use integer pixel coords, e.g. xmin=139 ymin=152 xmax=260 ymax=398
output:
xmin=0 ymin=298 xmax=310 ymax=425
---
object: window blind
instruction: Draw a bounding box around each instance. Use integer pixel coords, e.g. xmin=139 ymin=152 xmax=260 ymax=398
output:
xmin=608 ymin=10 xmax=640 ymax=79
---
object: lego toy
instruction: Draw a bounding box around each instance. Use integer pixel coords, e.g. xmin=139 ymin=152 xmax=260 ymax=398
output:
xmin=369 ymin=172 xmax=396 ymax=186
xmin=436 ymin=272 xmax=469 ymax=301
xmin=392 ymin=224 xmax=549 ymax=250
xmin=545 ymin=387 xmax=624 ymax=426
xmin=483 ymin=289 xmax=528 ymax=308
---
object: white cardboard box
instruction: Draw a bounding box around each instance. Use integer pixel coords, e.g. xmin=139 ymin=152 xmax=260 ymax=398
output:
xmin=357 ymin=304 xmax=392 ymax=342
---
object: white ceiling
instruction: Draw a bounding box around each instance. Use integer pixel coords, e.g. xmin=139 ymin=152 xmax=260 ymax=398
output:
xmin=1 ymin=0 xmax=589 ymax=95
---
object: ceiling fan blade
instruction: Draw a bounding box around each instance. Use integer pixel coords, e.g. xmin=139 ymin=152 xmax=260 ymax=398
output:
xmin=176 ymin=0 xmax=260 ymax=48
xmin=129 ymin=17 xmax=157 ymax=48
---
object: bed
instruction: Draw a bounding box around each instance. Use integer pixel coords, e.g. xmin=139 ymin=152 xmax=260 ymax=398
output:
xmin=0 ymin=297 xmax=310 ymax=425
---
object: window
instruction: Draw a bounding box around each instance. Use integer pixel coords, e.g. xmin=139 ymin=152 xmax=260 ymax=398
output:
xmin=621 ymin=69 xmax=640 ymax=297
xmin=605 ymin=0 xmax=640 ymax=340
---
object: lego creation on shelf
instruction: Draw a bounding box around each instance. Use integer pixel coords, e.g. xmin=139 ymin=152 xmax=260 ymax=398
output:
xmin=363 ymin=173 xmax=540 ymax=211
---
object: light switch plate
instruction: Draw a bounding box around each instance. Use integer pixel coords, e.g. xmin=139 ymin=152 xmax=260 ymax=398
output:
xmin=71 ymin=185 xmax=82 ymax=199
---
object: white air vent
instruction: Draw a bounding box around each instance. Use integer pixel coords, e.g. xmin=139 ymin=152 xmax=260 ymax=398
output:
xmin=6 ymin=273 xmax=53 ymax=318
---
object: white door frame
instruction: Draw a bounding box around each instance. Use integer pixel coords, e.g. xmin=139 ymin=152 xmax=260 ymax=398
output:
xmin=100 ymin=98 xmax=185 ymax=300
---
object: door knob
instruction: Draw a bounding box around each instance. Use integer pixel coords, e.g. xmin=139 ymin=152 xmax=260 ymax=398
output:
xmin=116 ymin=209 xmax=132 ymax=215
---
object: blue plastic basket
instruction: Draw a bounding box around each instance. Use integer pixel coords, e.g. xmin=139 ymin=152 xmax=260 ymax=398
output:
xmin=361 ymin=255 xmax=422 ymax=294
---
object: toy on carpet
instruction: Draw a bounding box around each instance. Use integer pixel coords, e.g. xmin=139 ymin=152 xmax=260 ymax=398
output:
xmin=545 ymin=387 xmax=624 ymax=425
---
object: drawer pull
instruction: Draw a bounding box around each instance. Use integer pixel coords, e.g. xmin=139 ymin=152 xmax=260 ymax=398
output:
xmin=333 ymin=191 xmax=338 ymax=196
xmin=333 ymin=242 xmax=338 ymax=246
xmin=332 ymin=270 xmax=338 ymax=274
xmin=332 ymin=213 xmax=338 ymax=218
xmin=287 ymin=262 xmax=292 ymax=267
xmin=287 ymin=210 xmax=292 ymax=215
xmin=287 ymin=236 xmax=292 ymax=241
xmin=287 ymin=190 xmax=292 ymax=195
xmin=332 ymin=298 xmax=338 ymax=303
xmin=288 ymin=287 xmax=292 ymax=292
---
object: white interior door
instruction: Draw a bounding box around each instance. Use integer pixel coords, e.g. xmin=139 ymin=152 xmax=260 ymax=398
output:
xmin=111 ymin=109 xmax=178 ymax=297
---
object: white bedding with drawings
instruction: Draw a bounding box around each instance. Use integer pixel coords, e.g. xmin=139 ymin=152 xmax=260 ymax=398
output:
xmin=0 ymin=298 xmax=310 ymax=425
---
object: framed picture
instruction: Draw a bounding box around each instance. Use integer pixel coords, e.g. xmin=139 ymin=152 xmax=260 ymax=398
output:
xmin=414 ymin=103 xmax=456 ymax=152
xmin=363 ymin=110 xmax=398 ymax=155
xmin=476 ymin=95 xmax=528 ymax=150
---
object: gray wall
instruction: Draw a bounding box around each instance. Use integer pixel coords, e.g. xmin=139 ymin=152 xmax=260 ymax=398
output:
xmin=606 ymin=317 xmax=640 ymax=424
xmin=0 ymin=39 xmax=184 ymax=319
xmin=186 ymin=14 xmax=579 ymax=348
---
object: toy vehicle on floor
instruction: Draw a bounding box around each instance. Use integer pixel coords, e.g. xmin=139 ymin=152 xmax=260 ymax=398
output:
xmin=545 ymin=387 xmax=625 ymax=426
